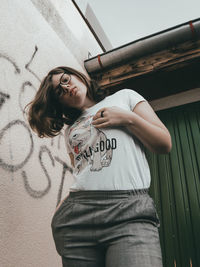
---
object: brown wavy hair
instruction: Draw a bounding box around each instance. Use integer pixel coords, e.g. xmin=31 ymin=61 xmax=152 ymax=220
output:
xmin=25 ymin=66 xmax=106 ymax=138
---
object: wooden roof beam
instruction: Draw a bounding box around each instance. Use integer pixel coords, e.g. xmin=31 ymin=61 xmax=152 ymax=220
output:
xmin=90 ymin=40 xmax=200 ymax=90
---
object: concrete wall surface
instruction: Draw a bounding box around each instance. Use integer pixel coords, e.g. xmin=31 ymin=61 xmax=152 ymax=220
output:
xmin=0 ymin=0 xmax=102 ymax=266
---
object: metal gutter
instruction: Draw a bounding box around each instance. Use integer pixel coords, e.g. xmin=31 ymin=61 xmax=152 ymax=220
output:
xmin=84 ymin=18 xmax=200 ymax=74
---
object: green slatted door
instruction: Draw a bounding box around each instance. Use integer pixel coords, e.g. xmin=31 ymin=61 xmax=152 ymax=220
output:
xmin=146 ymin=101 xmax=200 ymax=267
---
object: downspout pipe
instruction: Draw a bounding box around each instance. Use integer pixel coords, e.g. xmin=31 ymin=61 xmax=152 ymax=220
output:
xmin=84 ymin=18 xmax=200 ymax=74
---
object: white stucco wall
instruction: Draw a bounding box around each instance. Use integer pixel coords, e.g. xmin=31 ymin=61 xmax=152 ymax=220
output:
xmin=0 ymin=0 xmax=102 ymax=266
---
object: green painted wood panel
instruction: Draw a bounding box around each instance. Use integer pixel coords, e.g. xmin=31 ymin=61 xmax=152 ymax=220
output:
xmin=146 ymin=101 xmax=200 ymax=267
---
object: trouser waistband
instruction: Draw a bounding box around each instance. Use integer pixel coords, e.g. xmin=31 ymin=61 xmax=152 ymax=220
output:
xmin=68 ymin=189 xmax=149 ymax=201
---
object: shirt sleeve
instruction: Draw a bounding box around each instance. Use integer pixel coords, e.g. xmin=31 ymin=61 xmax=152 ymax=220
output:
xmin=124 ymin=89 xmax=146 ymax=110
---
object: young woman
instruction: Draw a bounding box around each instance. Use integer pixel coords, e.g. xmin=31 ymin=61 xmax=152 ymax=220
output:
xmin=27 ymin=66 xmax=172 ymax=267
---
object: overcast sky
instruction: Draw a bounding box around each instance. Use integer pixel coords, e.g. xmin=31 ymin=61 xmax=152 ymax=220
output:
xmin=75 ymin=0 xmax=200 ymax=48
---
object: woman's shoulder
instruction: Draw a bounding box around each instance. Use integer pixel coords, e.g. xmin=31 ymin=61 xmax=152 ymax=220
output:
xmin=107 ymin=88 xmax=142 ymax=99
xmin=106 ymin=88 xmax=146 ymax=110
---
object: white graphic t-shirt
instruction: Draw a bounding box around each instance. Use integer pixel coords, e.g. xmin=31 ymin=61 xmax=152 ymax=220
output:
xmin=64 ymin=89 xmax=151 ymax=191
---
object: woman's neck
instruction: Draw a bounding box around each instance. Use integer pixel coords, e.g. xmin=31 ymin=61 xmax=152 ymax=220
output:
xmin=82 ymin=97 xmax=96 ymax=110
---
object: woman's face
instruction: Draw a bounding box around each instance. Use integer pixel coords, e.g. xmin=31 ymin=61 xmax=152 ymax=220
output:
xmin=51 ymin=73 xmax=88 ymax=109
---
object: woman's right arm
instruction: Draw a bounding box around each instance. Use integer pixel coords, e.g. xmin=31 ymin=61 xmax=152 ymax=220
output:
xmin=53 ymin=153 xmax=74 ymax=214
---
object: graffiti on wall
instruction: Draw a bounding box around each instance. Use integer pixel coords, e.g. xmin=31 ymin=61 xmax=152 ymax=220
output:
xmin=0 ymin=46 xmax=72 ymax=206
xmin=0 ymin=92 xmax=10 ymax=110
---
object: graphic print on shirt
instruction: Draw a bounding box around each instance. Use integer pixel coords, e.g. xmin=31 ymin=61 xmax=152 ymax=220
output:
xmin=68 ymin=116 xmax=117 ymax=175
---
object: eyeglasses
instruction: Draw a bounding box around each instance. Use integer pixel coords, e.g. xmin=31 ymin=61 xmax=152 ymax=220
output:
xmin=59 ymin=72 xmax=71 ymax=86
xmin=54 ymin=72 xmax=71 ymax=98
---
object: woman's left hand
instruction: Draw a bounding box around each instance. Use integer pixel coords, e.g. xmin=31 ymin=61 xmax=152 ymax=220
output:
xmin=92 ymin=106 xmax=130 ymax=128
xmin=92 ymin=102 xmax=172 ymax=154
